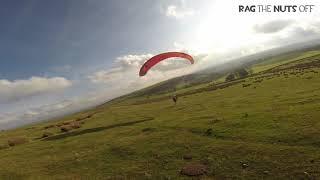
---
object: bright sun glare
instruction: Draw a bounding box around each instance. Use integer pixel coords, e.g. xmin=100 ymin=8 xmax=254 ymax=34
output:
xmin=187 ymin=0 xmax=320 ymax=55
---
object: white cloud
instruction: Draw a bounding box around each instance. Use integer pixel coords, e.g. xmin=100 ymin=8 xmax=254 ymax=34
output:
xmin=88 ymin=48 xmax=208 ymax=98
xmin=89 ymin=54 xmax=153 ymax=84
xmin=89 ymin=68 xmax=123 ymax=84
xmin=0 ymin=76 xmax=72 ymax=103
xmin=116 ymin=54 xmax=153 ymax=68
xmin=254 ymin=20 xmax=294 ymax=34
xmin=0 ymin=96 xmax=105 ymax=130
xmin=166 ymin=5 xmax=194 ymax=19
xmin=25 ymin=111 xmax=39 ymax=117
xmin=0 ymin=103 xmax=62 ymax=130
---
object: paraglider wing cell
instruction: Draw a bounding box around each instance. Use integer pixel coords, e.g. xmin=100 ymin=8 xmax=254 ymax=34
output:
xmin=139 ymin=52 xmax=194 ymax=76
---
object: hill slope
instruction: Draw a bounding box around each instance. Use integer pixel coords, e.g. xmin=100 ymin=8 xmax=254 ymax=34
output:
xmin=114 ymin=42 xmax=320 ymax=100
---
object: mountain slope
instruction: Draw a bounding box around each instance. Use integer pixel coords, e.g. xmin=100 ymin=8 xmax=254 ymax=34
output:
xmin=111 ymin=42 xmax=320 ymax=102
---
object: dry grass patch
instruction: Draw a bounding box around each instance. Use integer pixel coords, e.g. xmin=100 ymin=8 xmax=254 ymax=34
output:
xmin=7 ymin=137 xmax=28 ymax=147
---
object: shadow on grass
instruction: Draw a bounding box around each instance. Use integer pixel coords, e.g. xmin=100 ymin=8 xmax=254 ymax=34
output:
xmin=43 ymin=117 xmax=154 ymax=141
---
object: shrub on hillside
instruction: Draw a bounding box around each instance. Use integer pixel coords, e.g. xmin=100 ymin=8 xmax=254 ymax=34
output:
xmin=225 ymin=74 xmax=235 ymax=81
xmin=60 ymin=125 xmax=73 ymax=132
xmin=70 ymin=122 xmax=81 ymax=129
xmin=42 ymin=132 xmax=54 ymax=138
xmin=60 ymin=122 xmax=81 ymax=133
xmin=44 ymin=124 xmax=55 ymax=129
xmin=236 ymin=68 xmax=249 ymax=78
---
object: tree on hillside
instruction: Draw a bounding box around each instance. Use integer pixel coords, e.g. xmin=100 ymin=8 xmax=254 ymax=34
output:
xmin=225 ymin=73 xmax=235 ymax=82
xmin=236 ymin=68 xmax=249 ymax=78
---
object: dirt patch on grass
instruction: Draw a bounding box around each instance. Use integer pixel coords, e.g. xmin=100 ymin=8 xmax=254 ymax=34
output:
xmin=60 ymin=125 xmax=73 ymax=132
xmin=60 ymin=122 xmax=82 ymax=133
xmin=69 ymin=122 xmax=81 ymax=129
xmin=7 ymin=137 xmax=28 ymax=146
xmin=183 ymin=154 xmax=193 ymax=160
xmin=180 ymin=163 xmax=208 ymax=176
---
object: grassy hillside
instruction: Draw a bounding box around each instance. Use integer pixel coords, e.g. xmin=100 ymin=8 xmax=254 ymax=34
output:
xmin=117 ymin=45 xmax=320 ymax=100
xmin=0 ymin=51 xmax=320 ymax=179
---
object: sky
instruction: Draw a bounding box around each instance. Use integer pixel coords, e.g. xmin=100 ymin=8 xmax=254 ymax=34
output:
xmin=1 ymin=0 xmax=320 ymax=129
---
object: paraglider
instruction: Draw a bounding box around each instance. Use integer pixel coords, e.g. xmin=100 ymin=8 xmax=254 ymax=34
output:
xmin=139 ymin=52 xmax=194 ymax=76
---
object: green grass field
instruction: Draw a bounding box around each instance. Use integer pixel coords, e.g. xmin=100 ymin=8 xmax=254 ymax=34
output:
xmin=0 ymin=51 xmax=320 ymax=179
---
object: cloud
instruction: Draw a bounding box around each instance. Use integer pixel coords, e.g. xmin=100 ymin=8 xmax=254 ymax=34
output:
xmin=289 ymin=26 xmax=319 ymax=38
xmin=0 ymin=100 xmax=71 ymax=130
xmin=88 ymin=67 xmax=123 ymax=84
xmin=265 ymin=22 xmax=320 ymax=47
xmin=89 ymin=50 xmax=208 ymax=84
xmin=1 ymin=82 xmax=134 ymax=130
xmin=0 ymin=76 xmax=72 ymax=103
xmin=25 ymin=111 xmax=39 ymax=117
xmin=166 ymin=5 xmax=194 ymax=19
xmin=116 ymin=54 xmax=153 ymax=69
xmin=254 ymin=20 xmax=294 ymax=34
xmin=89 ymin=54 xmax=152 ymax=84
xmin=0 ymin=95 xmax=107 ymax=130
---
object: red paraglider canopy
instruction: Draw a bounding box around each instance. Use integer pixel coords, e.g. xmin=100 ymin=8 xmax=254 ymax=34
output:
xmin=139 ymin=52 xmax=194 ymax=76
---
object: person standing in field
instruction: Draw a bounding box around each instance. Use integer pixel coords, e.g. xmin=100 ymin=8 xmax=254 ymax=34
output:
xmin=172 ymin=94 xmax=178 ymax=105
